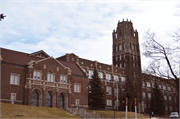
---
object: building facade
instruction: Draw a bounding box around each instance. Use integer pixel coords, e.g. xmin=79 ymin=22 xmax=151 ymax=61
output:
xmin=0 ymin=19 xmax=178 ymax=114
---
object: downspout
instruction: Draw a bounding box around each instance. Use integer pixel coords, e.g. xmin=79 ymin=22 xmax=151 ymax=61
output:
xmin=22 ymin=65 xmax=27 ymax=105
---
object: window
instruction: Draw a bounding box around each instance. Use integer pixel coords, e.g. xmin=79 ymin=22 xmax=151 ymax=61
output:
xmin=115 ymin=33 xmax=117 ymax=38
xmin=165 ymin=106 xmax=168 ymax=111
xmin=60 ymin=75 xmax=67 ymax=84
xmin=143 ymin=92 xmax=146 ymax=99
xmin=106 ymin=86 xmax=112 ymax=95
xmin=144 ymin=103 xmax=146 ymax=110
xmin=134 ymin=33 xmax=136 ymax=37
xmin=152 ymin=83 xmax=154 ymax=88
xmin=120 ymin=64 xmax=122 ymax=68
xmin=124 ymin=54 xmax=125 ymax=59
xmin=114 ymin=75 xmax=119 ymax=82
xmin=132 ymin=44 xmax=134 ymax=50
xmin=142 ymin=81 xmax=145 ymax=87
xmin=133 ymin=55 xmax=135 ymax=60
xmin=147 ymin=82 xmax=151 ymax=87
xmin=170 ymin=106 xmax=172 ymax=111
xmin=121 ymin=77 xmax=125 ymax=83
xmin=164 ymin=95 xmax=167 ymax=101
xmin=116 ymin=46 xmax=118 ymax=51
xmin=169 ymin=96 xmax=172 ymax=102
xmin=75 ymin=99 xmax=79 ymax=107
xmin=133 ymin=63 xmax=135 ymax=68
xmin=134 ymin=72 xmax=136 ymax=77
xmin=163 ymin=85 xmax=166 ymax=90
xmin=99 ymin=72 xmax=103 ymax=80
xmin=159 ymin=85 xmax=161 ymax=89
xmin=106 ymin=74 xmax=111 ymax=82
xmin=89 ymin=70 xmax=93 ymax=79
xmin=11 ymin=93 xmax=16 ymax=104
xmin=107 ymin=99 xmax=112 ymax=107
xmin=168 ymin=86 xmax=171 ymax=91
xmin=10 ymin=74 xmax=19 ymax=85
xmin=123 ymin=43 xmax=125 ymax=49
xmin=124 ymin=63 xmax=126 ymax=68
xmin=114 ymin=88 xmax=119 ymax=95
xmin=47 ymin=73 xmax=54 ymax=82
xmin=119 ymin=55 xmax=122 ymax=60
xmin=116 ymin=56 xmax=118 ymax=61
xmin=148 ymin=93 xmax=151 ymax=100
xmin=175 ymin=97 xmax=176 ymax=103
xmin=33 ymin=70 xmax=41 ymax=80
xmin=74 ymin=84 xmax=81 ymax=93
xmin=119 ymin=44 xmax=122 ymax=50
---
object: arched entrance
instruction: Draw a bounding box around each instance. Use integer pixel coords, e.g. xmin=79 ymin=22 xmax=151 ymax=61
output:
xmin=45 ymin=92 xmax=52 ymax=107
xmin=31 ymin=90 xmax=38 ymax=106
xmin=58 ymin=93 xmax=64 ymax=108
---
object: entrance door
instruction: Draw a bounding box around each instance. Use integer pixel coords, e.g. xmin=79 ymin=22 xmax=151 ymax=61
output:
xmin=58 ymin=93 xmax=64 ymax=108
xmin=31 ymin=90 xmax=38 ymax=106
xmin=45 ymin=92 xmax=52 ymax=107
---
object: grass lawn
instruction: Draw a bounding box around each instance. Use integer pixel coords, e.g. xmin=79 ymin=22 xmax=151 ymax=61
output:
xmin=1 ymin=102 xmax=80 ymax=118
xmin=90 ymin=110 xmax=149 ymax=118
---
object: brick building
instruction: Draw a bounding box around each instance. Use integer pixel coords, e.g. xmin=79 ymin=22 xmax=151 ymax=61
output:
xmin=0 ymin=19 xmax=178 ymax=114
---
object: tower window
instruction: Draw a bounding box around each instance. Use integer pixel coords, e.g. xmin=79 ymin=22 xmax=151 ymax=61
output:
xmin=119 ymin=44 xmax=122 ymax=50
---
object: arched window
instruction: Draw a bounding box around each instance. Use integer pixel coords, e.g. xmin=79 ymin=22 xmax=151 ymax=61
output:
xmin=58 ymin=94 xmax=64 ymax=108
xmin=45 ymin=92 xmax=52 ymax=107
xmin=31 ymin=90 xmax=38 ymax=106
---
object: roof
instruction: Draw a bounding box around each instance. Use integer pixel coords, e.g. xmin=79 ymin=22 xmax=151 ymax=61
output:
xmin=1 ymin=48 xmax=44 ymax=66
xmin=59 ymin=60 xmax=86 ymax=77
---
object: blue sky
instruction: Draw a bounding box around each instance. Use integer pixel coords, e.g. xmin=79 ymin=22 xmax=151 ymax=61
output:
xmin=0 ymin=0 xmax=179 ymax=70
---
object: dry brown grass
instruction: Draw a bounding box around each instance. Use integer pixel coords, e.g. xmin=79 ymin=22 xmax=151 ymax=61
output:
xmin=1 ymin=102 xmax=80 ymax=118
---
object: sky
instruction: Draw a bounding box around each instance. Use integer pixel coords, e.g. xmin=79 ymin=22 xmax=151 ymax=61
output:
xmin=0 ymin=0 xmax=180 ymax=70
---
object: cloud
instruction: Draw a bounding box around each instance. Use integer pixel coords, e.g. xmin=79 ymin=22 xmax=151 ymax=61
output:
xmin=1 ymin=1 xmax=179 ymax=68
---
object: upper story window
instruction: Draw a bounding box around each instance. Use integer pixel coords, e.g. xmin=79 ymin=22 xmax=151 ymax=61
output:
xmin=120 ymin=63 xmax=122 ymax=68
xmin=114 ymin=75 xmax=119 ymax=82
xmin=115 ymin=33 xmax=117 ymax=38
xmin=74 ymin=83 xmax=81 ymax=93
xmin=132 ymin=44 xmax=135 ymax=50
xmin=123 ymin=43 xmax=125 ymax=49
xmin=106 ymin=73 xmax=111 ymax=82
xmin=142 ymin=81 xmax=145 ymax=87
xmin=148 ymin=93 xmax=151 ymax=100
xmin=116 ymin=56 xmax=118 ymax=61
xmin=152 ymin=83 xmax=155 ymax=88
xmin=98 ymin=72 xmax=103 ymax=80
xmin=106 ymin=86 xmax=112 ymax=95
xmin=33 ymin=70 xmax=41 ymax=80
xmin=114 ymin=88 xmax=119 ymax=95
xmin=116 ymin=46 xmax=118 ymax=51
xmin=47 ymin=73 xmax=54 ymax=82
xmin=89 ymin=70 xmax=93 ymax=79
xmin=163 ymin=85 xmax=166 ymax=90
xmin=10 ymin=73 xmax=19 ymax=85
xmin=134 ymin=32 xmax=136 ymax=37
xmin=133 ymin=55 xmax=135 ymax=60
xmin=119 ymin=44 xmax=122 ymax=50
xmin=164 ymin=95 xmax=167 ymax=101
xmin=147 ymin=82 xmax=151 ymax=88
xmin=159 ymin=85 xmax=161 ymax=89
xmin=60 ymin=75 xmax=67 ymax=84
xmin=168 ymin=86 xmax=171 ymax=91
xmin=121 ymin=77 xmax=125 ymax=83
xmin=119 ymin=55 xmax=122 ymax=60
xmin=169 ymin=96 xmax=172 ymax=102
xmin=124 ymin=63 xmax=126 ymax=68
xmin=143 ymin=92 xmax=146 ymax=99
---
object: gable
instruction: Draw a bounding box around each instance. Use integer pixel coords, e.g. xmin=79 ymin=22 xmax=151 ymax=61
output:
xmin=29 ymin=50 xmax=50 ymax=58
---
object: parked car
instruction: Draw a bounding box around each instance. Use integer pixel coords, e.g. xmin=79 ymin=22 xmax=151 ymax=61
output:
xmin=169 ymin=112 xmax=179 ymax=118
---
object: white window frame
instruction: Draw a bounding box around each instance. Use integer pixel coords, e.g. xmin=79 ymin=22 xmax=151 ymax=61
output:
xmin=99 ymin=72 xmax=103 ymax=80
xmin=114 ymin=75 xmax=119 ymax=82
xmin=11 ymin=93 xmax=16 ymax=104
xmin=47 ymin=73 xmax=54 ymax=82
xmin=147 ymin=82 xmax=151 ymax=88
xmin=164 ymin=95 xmax=167 ymax=101
xmin=74 ymin=83 xmax=81 ymax=93
xmin=89 ymin=70 xmax=93 ymax=79
xmin=143 ymin=92 xmax=146 ymax=99
xmin=121 ymin=77 xmax=125 ymax=83
xmin=148 ymin=93 xmax=151 ymax=100
xmin=107 ymin=99 xmax=112 ymax=108
xmin=106 ymin=73 xmax=111 ymax=82
xmin=60 ymin=75 xmax=67 ymax=84
xmin=33 ymin=70 xmax=41 ymax=80
xmin=119 ymin=44 xmax=122 ymax=50
xmin=10 ymin=73 xmax=20 ymax=85
xmin=106 ymin=86 xmax=112 ymax=95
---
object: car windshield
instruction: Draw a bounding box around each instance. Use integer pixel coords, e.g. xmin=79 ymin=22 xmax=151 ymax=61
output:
xmin=171 ymin=112 xmax=178 ymax=115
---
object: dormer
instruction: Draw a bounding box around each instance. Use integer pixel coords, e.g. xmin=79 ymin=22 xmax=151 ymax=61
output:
xmin=29 ymin=50 xmax=50 ymax=58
